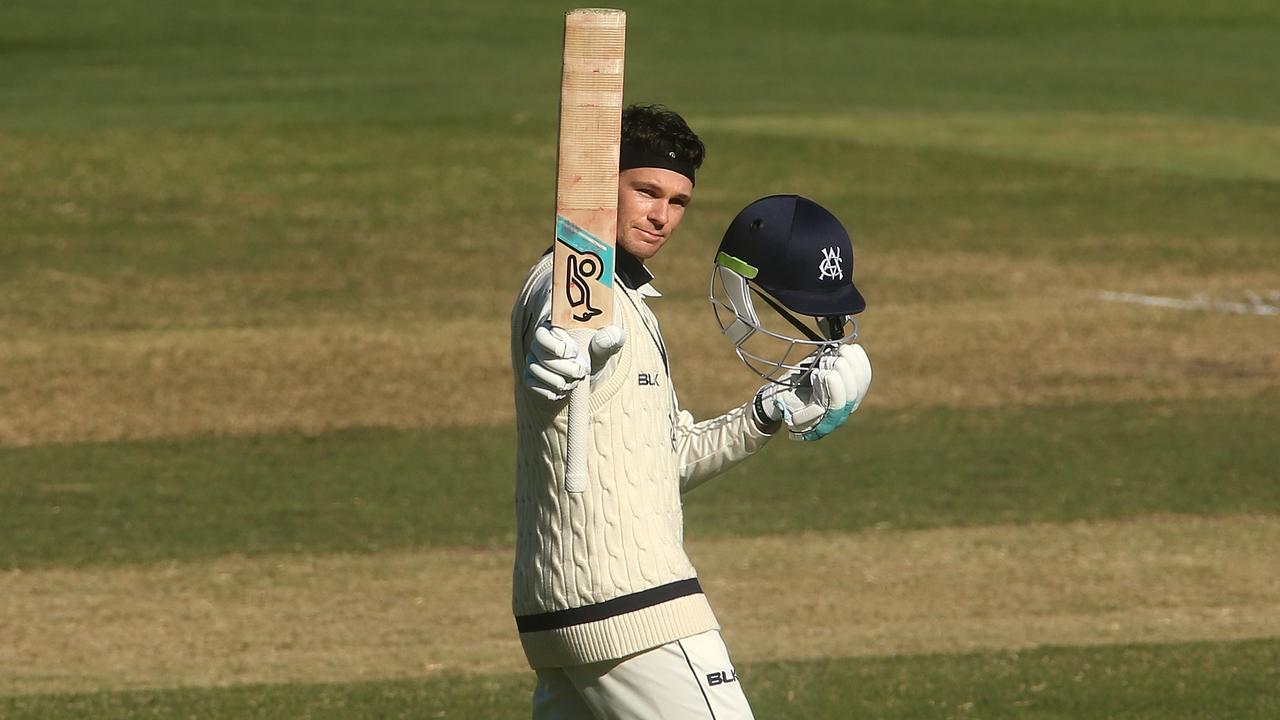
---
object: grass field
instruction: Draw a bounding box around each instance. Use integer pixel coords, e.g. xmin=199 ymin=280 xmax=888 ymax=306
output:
xmin=2 ymin=0 xmax=1278 ymax=717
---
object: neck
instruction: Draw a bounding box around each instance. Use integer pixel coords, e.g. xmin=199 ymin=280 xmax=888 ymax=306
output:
xmin=615 ymin=248 xmax=654 ymax=290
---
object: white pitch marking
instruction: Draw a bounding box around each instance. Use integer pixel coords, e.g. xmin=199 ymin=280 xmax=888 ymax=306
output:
xmin=1098 ymin=291 xmax=1280 ymax=316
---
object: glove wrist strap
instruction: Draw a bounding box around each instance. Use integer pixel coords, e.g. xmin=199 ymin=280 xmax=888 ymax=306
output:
xmin=752 ymin=389 xmax=781 ymax=433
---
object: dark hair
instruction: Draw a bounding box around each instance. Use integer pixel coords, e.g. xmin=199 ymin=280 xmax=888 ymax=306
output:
xmin=621 ymin=104 xmax=705 ymax=170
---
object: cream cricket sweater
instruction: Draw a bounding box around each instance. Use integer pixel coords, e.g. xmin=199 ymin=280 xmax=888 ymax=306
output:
xmin=510 ymin=252 xmax=773 ymax=669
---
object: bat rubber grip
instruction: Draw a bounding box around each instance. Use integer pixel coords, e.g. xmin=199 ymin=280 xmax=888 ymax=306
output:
xmin=564 ymin=328 xmax=594 ymax=494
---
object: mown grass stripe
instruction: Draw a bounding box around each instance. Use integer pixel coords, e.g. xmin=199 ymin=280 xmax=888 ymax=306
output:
xmin=3 ymin=280 xmax=1278 ymax=447
xmin=699 ymin=111 xmax=1280 ymax=182
xmin=2 ymin=396 xmax=1277 ymax=570
xmin=3 ymin=639 xmax=1277 ymax=719
xmin=3 ymin=0 xmax=1278 ymax=132
xmin=3 ymin=515 xmax=1276 ymax=696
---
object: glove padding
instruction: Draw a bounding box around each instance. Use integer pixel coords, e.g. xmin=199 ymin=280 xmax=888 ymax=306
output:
xmin=754 ymin=344 xmax=872 ymax=441
xmin=523 ymin=323 xmax=627 ymax=402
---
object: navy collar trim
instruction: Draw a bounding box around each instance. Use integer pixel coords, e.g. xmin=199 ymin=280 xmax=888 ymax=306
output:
xmin=615 ymin=249 xmax=654 ymax=290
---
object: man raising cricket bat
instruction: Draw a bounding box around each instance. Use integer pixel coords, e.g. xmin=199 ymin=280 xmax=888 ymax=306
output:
xmin=510 ymin=14 xmax=871 ymax=720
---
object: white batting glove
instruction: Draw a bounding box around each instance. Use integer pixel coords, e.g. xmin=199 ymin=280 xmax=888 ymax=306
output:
xmin=752 ymin=344 xmax=872 ymax=440
xmin=587 ymin=325 xmax=626 ymax=380
xmin=753 ymin=364 xmax=840 ymax=437
xmin=830 ymin=343 xmax=872 ymax=415
xmin=523 ymin=323 xmax=626 ymax=402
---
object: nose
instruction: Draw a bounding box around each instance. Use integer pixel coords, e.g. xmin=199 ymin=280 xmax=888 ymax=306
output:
xmin=648 ymin=200 xmax=669 ymax=227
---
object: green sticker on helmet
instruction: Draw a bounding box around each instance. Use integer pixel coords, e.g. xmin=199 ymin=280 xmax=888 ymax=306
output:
xmin=716 ymin=251 xmax=759 ymax=279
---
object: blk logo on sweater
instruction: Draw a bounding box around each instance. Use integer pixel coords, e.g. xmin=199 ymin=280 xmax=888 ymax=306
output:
xmin=638 ymin=372 xmax=660 ymax=386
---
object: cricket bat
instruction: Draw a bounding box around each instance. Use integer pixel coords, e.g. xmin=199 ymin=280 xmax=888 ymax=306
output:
xmin=551 ymin=8 xmax=625 ymax=494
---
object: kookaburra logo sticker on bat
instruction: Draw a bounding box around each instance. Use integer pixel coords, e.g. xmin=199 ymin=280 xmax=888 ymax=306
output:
xmin=556 ymin=214 xmax=616 ymax=323
xmin=565 ymin=252 xmax=603 ymax=321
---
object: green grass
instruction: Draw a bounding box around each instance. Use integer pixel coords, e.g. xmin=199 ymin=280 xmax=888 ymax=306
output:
xmin=2 ymin=0 xmax=1278 ymax=713
xmin=703 ymin=111 xmax=1280 ymax=182
xmin=746 ymin=638 xmax=1280 ymax=720
xmin=0 ymin=427 xmax=515 ymax=569
xmin=4 ymin=638 xmax=1277 ymax=719
xmin=691 ymin=392 xmax=1280 ymax=537
xmin=3 ymin=394 xmax=1276 ymax=569
xmin=2 ymin=1 xmax=1278 ymax=131
xmin=2 ymin=0 xmax=1276 ymax=336
xmin=3 ymin=122 xmax=1276 ymax=336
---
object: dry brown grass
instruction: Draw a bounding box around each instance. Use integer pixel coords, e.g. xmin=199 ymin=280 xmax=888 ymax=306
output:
xmin=3 ymin=252 xmax=1276 ymax=446
xmin=0 ymin=322 xmax=510 ymax=447
xmin=3 ymin=514 xmax=1277 ymax=695
xmin=673 ymin=251 xmax=1280 ymax=415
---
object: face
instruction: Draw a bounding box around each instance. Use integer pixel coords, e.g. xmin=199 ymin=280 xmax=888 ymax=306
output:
xmin=615 ymin=167 xmax=693 ymax=260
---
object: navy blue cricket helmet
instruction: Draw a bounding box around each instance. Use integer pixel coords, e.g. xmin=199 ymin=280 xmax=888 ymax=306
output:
xmin=710 ymin=194 xmax=865 ymax=384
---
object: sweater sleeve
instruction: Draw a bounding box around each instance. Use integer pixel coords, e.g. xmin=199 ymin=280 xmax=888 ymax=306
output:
xmin=515 ymin=265 xmax=554 ymax=357
xmin=674 ymin=399 xmax=774 ymax=494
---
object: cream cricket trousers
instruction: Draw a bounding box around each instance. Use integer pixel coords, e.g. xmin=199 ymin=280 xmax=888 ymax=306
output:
xmin=531 ymin=630 xmax=754 ymax=719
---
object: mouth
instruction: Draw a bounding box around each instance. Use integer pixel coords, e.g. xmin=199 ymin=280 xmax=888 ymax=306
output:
xmin=635 ymin=227 xmax=664 ymax=243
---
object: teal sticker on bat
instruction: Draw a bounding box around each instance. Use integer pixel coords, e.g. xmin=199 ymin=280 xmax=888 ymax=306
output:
xmin=556 ymin=216 xmax=615 ymax=289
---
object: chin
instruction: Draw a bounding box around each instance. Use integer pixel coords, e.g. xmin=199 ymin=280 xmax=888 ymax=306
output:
xmin=622 ymin=235 xmax=664 ymax=259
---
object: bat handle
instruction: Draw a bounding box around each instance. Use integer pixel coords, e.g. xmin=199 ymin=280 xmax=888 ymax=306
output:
xmin=564 ymin=327 xmax=594 ymax=494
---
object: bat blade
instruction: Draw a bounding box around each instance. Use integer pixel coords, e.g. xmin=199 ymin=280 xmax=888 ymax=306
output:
xmin=552 ymin=8 xmax=624 ymax=331
xmin=552 ymin=8 xmax=625 ymax=494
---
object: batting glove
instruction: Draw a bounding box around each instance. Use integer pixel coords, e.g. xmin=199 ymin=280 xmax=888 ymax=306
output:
xmin=753 ymin=344 xmax=872 ymax=441
xmin=523 ymin=323 xmax=626 ymax=402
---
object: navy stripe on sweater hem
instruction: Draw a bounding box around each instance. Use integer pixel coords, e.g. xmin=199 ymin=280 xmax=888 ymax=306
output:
xmin=516 ymin=578 xmax=703 ymax=633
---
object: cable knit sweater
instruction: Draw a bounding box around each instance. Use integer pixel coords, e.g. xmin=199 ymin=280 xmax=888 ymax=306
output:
xmin=510 ymin=252 xmax=773 ymax=669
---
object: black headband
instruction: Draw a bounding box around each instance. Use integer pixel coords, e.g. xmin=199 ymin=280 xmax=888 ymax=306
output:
xmin=619 ymin=142 xmax=696 ymax=186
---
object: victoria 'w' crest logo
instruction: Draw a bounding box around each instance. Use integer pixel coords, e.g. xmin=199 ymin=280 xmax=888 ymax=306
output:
xmin=818 ymin=247 xmax=844 ymax=280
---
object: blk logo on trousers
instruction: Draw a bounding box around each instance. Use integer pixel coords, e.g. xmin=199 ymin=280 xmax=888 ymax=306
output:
xmin=706 ymin=669 xmax=738 ymax=687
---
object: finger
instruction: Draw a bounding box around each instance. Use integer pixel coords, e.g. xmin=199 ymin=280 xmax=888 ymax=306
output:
xmin=776 ymin=389 xmax=824 ymax=430
xmin=827 ymin=355 xmax=856 ymax=407
xmin=588 ymin=325 xmax=626 ymax=371
xmin=526 ymin=384 xmax=563 ymax=402
xmin=817 ymin=366 xmax=847 ymax=410
xmin=840 ymin=344 xmax=872 ymax=406
xmin=804 ymin=366 xmax=841 ymax=410
xmin=523 ymin=367 xmax=567 ymax=401
xmin=532 ymin=324 xmax=577 ymax=361
xmin=525 ymin=364 xmax=565 ymax=394
xmin=773 ymin=390 xmax=810 ymax=424
xmin=788 ymin=402 xmax=826 ymax=430
xmin=526 ymin=362 xmax=579 ymax=394
xmin=841 ymin=344 xmax=870 ymax=380
xmin=538 ymin=354 xmax=586 ymax=381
